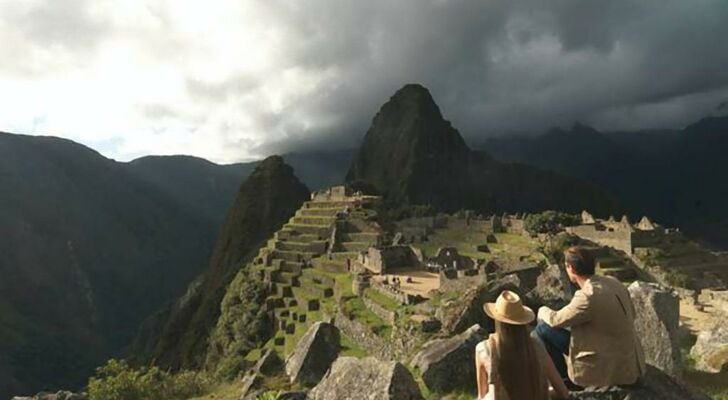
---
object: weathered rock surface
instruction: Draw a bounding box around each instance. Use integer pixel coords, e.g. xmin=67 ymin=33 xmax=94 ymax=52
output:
xmin=628 ymin=281 xmax=681 ymax=376
xmin=239 ymin=372 xmax=264 ymax=400
xmin=411 ymin=324 xmax=487 ymax=394
xmin=439 ymin=275 xmax=521 ymax=335
xmin=690 ymin=312 xmax=728 ymax=373
xmin=255 ymin=348 xmax=284 ymax=376
xmin=11 ymin=391 xmax=87 ymax=400
xmin=308 ymin=357 xmax=423 ymax=400
xmin=285 ymin=322 xmax=340 ymax=386
xmin=526 ymin=263 xmax=573 ymax=310
xmin=572 ymin=365 xmax=709 ymax=400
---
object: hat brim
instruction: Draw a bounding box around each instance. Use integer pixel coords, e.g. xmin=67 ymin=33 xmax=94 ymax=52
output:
xmin=483 ymin=302 xmax=535 ymax=325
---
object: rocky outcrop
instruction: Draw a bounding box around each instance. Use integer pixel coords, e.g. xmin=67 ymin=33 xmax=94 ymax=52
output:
xmin=239 ymin=372 xmax=264 ymax=400
xmin=526 ymin=263 xmax=573 ymax=310
xmin=690 ymin=312 xmax=728 ymax=373
xmin=308 ymin=357 xmax=423 ymax=400
xmin=572 ymin=365 xmax=709 ymax=400
xmin=438 ymin=275 xmax=521 ymax=335
xmin=239 ymin=349 xmax=285 ymax=400
xmin=627 ymin=281 xmax=681 ymax=376
xmin=11 ymin=391 xmax=86 ymax=400
xmin=255 ymin=348 xmax=284 ymax=376
xmin=411 ymin=324 xmax=487 ymax=394
xmin=285 ymin=322 xmax=341 ymax=386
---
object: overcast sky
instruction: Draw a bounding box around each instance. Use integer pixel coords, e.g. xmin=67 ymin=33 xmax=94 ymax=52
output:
xmin=1 ymin=0 xmax=728 ymax=163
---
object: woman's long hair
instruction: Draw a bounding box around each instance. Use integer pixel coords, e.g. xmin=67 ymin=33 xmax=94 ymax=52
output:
xmin=494 ymin=320 xmax=546 ymax=400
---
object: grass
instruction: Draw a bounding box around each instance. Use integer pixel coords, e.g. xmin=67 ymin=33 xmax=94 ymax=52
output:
xmin=418 ymin=226 xmax=493 ymax=259
xmin=363 ymin=287 xmax=401 ymax=311
xmin=341 ymin=296 xmax=391 ymax=337
xmin=418 ymin=227 xmax=542 ymax=263
xmin=340 ymin=333 xmax=368 ymax=358
xmin=186 ymin=382 xmax=240 ymax=400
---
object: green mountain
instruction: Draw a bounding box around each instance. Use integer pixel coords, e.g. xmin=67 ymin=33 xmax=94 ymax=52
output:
xmin=133 ymin=156 xmax=310 ymax=369
xmin=126 ymin=155 xmax=256 ymax=226
xmin=0 ymin=133 xmax=249 ymax=398
xmin=346 ymin=84 xmax=617 ymax=215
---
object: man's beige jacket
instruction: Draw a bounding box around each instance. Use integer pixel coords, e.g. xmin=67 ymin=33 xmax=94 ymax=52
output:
xmin=541 ymin=275 xmax=646 ymax=387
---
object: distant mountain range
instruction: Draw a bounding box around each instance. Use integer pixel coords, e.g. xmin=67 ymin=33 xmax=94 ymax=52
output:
xmin=478 ymin=115 xmax=728 ymax=248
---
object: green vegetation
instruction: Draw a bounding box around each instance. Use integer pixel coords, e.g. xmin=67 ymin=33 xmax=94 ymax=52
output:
xmin=363 ymin=288 xmax=401 ymax=311
xmin=341 ymin=297 xmax=391 ymax=337
xmin=340 ymin=334 xmax=368 ymax=358
xmin=524 ymin=211 xmax=580 ymax=234
xmin=664 ymin=269 xmax=690 ymax=288
xmin=206 ymin=270 xmax=273 ymax=380
xmin=87 ymin=359 xmax=210 ymax=400
xmin=256 ymin=390 xmax=283 ymax=400
xmin=418 ymin=226 xmax=494 ymax=259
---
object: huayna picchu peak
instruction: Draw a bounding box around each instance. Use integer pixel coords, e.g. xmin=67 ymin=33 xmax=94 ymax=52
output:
xmin=347 ymin=84 xmax=617 ymax=215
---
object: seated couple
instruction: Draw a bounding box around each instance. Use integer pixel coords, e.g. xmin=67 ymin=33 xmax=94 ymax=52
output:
xmin=475 ymin=247 xmax=645 ymax=400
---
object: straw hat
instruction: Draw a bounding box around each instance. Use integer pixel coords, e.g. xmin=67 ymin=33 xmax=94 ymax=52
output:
xmin=483 ymin=290 xmax=535 ymax=325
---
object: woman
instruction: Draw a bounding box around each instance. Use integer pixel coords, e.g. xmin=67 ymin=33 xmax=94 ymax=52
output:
xmin=475 ymin=290 xmax=570 ymax=400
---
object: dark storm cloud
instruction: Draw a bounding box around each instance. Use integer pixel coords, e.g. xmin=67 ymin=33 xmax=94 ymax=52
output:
xmin=3 ymin=0 xmax=728 ymax=161
xmin=220 ymin=0 xmax=728 ymax=156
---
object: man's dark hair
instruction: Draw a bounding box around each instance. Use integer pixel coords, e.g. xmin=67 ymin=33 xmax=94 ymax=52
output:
xmin=564 ymin=246 xmax=595 ymax=276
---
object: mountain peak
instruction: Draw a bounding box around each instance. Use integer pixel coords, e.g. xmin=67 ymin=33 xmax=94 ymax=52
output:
xmin=386 ymin=83 xmax=443 ymax=120
xmin=346 ymin=84 xmax=469 ymax=202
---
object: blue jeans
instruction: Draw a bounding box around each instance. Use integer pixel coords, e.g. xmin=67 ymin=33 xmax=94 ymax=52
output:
xmin=535 ymin=319 xmax=571 ymax=380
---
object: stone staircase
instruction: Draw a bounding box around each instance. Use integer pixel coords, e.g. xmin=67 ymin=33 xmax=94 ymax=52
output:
xmin=250 ymin=194 xmax=381 ymax=354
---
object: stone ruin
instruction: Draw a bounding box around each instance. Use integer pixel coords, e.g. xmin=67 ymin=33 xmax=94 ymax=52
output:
xmin=358 ymin=245 xmax=422 ymax=274
xmin=566 ymin=211 xmax=671 ymax=256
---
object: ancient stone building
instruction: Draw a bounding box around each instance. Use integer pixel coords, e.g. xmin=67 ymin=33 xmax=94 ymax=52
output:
xmin=360 ymin=245 xmax=422 ymax=274
xmin=430 ymin=247 xmax=475 ymax=270
xmin=567 ymin=212 xmax=668 ymax=255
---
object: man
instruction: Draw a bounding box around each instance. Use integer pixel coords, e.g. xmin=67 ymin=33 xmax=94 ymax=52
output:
xmin=536 ymin=246 xmax=645 ymax=389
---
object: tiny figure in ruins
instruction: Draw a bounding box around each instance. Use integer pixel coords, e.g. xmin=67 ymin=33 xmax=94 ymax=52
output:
xmin=535 ymin=246 xmax=645 ymax=390
xmin=476 ymin=290 xmax=570 ymax=400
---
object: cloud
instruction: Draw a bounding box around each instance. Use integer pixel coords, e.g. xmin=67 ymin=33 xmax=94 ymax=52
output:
xmin=1 ymin=0 xmax=727 ymax=162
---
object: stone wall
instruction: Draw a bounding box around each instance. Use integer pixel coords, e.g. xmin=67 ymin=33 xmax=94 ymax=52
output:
xmin=698 ymin=289 xmax=728 ymax=310
xmin=334 ymin=313 xmax=393 ymax=360
xmin=438 ymin=271 xmax=486 ymax=293
xmin=362 ymin=296 xmax=396 ymax=324
xmin=567 ymin=225 xmax=633 ymax=255
xmin=364 ymin=246 xmax=421 ymax=274
xmin=370 ymin=281 xmax=423 ymax=305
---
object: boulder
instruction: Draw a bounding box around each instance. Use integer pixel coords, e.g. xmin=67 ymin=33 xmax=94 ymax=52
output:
xmin=239 ymin=372 xmax=264 ymax=400
xmin=254 ymin=348 xmax=284 ymax=376
xmin=309 ymin=357 xmax=423 ymax=400
xmin=439 ymin=275 xmax=521 ymax=335
xmin=690 ymin=312 xmax=728 ymax=373
xmin=526 ymin=263 xmax=573 ymax=310
xmin=628 ymin=281 xmax=681 ymax=376
xmin=285 ymin=321 xmax=340 ymax=386
xmin=411 ymin=324 xmax=487 ymax=394
xmin=572 ymin=365 xmax=709 ymax=400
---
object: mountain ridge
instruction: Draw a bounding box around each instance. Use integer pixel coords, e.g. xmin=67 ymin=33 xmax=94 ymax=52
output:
xmin=346 ymin=84 xmax=618 ymax=215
